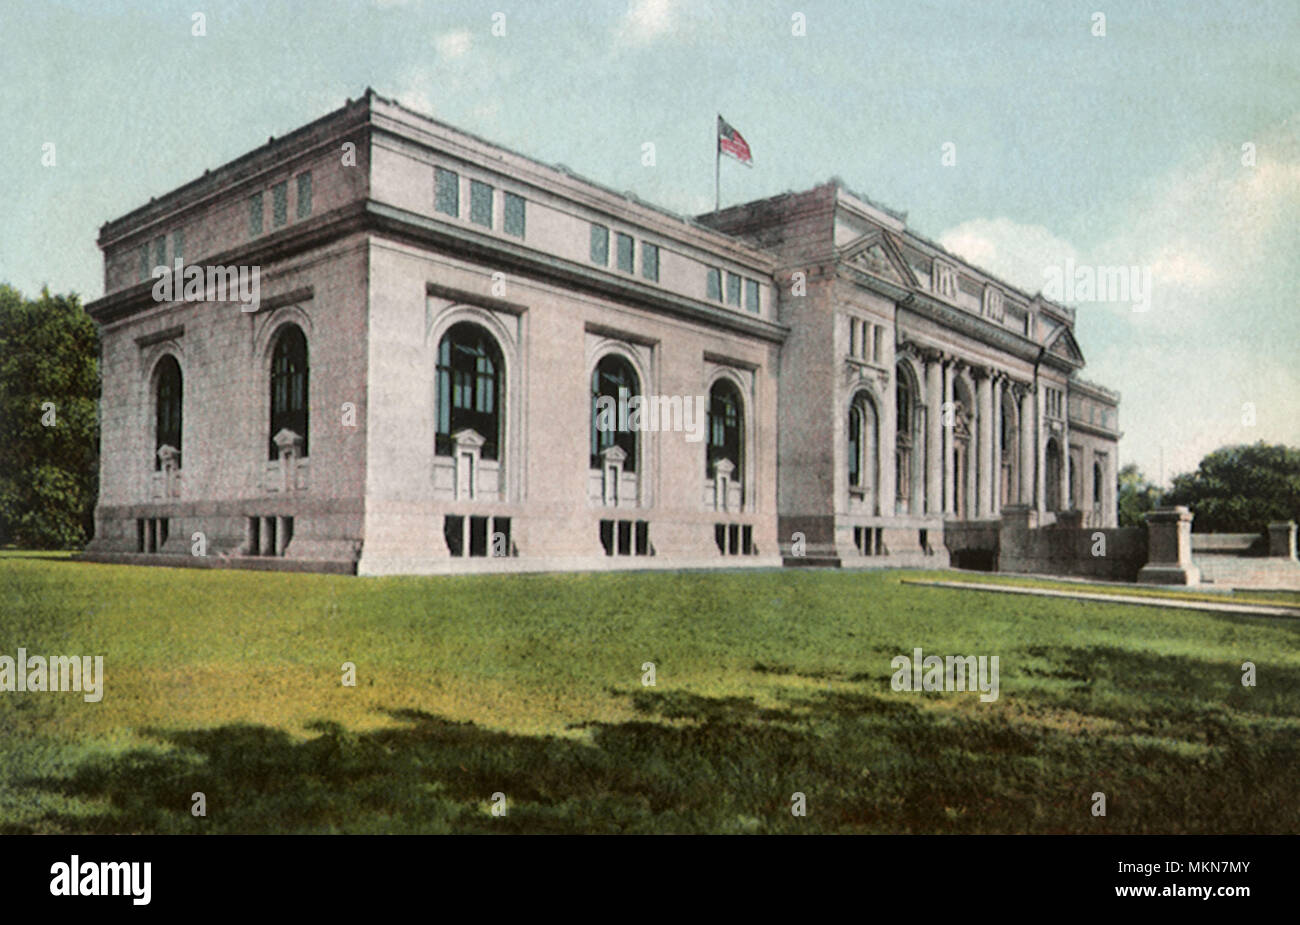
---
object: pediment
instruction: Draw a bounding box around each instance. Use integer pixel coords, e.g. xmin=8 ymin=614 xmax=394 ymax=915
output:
xmin=839 ymin=230 xmax=916 ymax=287
xmin=1043 ymin=325 xmax=1085 ymax=365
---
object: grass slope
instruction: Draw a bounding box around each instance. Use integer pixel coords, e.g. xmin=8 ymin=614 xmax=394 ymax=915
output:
xmin=1 ymin=553 xmax=1297 ymax=834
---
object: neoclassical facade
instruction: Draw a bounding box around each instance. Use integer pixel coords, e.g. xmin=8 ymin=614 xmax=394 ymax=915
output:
xmin=699 ymin=184 xmax=1120 ymax=564
xmin=82 ymin=90 xmax=1119 ymax=575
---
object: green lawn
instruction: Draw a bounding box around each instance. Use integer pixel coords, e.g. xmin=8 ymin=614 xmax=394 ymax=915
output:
xmin=1 ymin=552 xmax=1297 ymax=834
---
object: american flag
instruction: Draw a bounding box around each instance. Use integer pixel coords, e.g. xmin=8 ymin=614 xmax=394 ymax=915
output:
xmin=717 ymin=115 xmax=752 ymax=165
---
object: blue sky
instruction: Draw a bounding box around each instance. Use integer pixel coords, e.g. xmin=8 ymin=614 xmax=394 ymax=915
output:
xmin=1 ymin=0 xmax=1296 ymax=484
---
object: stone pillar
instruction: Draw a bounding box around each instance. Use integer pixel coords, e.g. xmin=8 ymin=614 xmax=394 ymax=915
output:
xmin=943 ymin=360 xmax=955 ymax=516
xmin=1000 ymin=503 xmax=1037 ymax=532
xmin=925 ymin=352 xmax=943 ymax=516
xmin=975 ymin=368 xmax=993 ymax=518
xmin=991 ymin=375 xmax=1003 ymax=516
xmin=881 ymin=367 xmax=896 ymax=519
xmin=1034 ymin=386 xmax=1046 ymax=514
xmin=1138 ymin=505 xmax=1200 ymax=585
xmin=1018 ymin=386 xmax=1034 ymax=505
xmin=1267 ymin=521 xmax=1297 ymax=559
xmin=259 ymin=516 xmax=276 ymax=556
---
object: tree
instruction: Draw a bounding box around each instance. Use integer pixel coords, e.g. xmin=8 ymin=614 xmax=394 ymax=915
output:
xmin=0 ymin=284 xmax=100 ymax=548
xmin=1116 ymin=462 xmax=1161 ymax=528
xmin=1163 ymin=442 xmax=1300 ymax=533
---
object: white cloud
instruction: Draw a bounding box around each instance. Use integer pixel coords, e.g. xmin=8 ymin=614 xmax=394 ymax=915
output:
xmin=435 ymin=29 xmax=473 ymax=60
xmin=393 ymin=65 xmax=435 ymax=115
xmin=615 ymin=0 xmax=678 ymax=46
xmin=937 ymin=217 xmax=1079 ymax=295
xmin=934 ymin=117 xmax=1300 ymax=482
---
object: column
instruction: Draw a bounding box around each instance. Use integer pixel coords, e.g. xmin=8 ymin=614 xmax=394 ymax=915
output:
xmin=1018 ymin=386 xmax=1034 ymax=505
xmin=991 ymin=375 xmax=1002 ymax=516
xmin=975 ymin=367 xmax=993 ymax=518
xmin=1034 ymin=385 xmax=1046 ymax=513
xmin=943 ymin=360 xmax=955 ymax=516
xmin=881 ymin=368 xmax=896 ymax=520
xmin=925 ymin=351 xmax=943 ymax=516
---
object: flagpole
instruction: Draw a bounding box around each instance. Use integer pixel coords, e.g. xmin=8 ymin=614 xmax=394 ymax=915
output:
xmin=714 ymin=114 xmax=720 ymax=212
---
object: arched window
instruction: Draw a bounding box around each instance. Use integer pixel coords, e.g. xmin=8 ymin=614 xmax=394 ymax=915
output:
xmin=269 ymin=325 xmax=309 ymax=459
xmin=436 ymin=322 xmax=503 ymax=460
xmin=154 ymin=355 xmax=182 ymax=470
xmin=1045 ymin=438 xmax=1062 ymax=512
xmin=590 ymin=354 xmax=639 ymax=472
xmin=1000 ymin=391 xmax=1018 ymax=505
xmin=895 ymin=370 xmax=915 ymax=507
xmin=706 ymin=379 xmax=743 ymax=481
xmin=848 ymin=393 xmax=879 ymax=499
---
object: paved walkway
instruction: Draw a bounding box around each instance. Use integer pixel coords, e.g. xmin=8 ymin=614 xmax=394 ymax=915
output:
xmin=899 ymin=578 xmax=1300 ymax=618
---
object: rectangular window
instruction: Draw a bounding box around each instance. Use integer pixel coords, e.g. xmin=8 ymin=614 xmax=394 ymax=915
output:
xmin=706 ymin=267 xmax=722 ymax=301
xmin=435 ymin=167 xmax=460 ymax=217
xmin=444 ymin=515 xmax=465 ymax=557
xmin=139 ymin=245 xmax=150 ymax=282
xmin=469 ymin=180 xmax=493 ymax=228
xmin=492 ymin=517 xmax=512 ymax=557
xmin=616 ymin=233 xmax=634 ymax=273
xmin=296 ymin=172 xmax=313 ymax=219
xmin=744 ymin=278 xmax=760 ymax=314
xmin=172 ymin=230 xmax=184 ymax=262
xmin=154 ymin=235 xmax=166 ymax=270
xmin=641 ymin=242 xmax=659 ymax=282
xmin=599 ymin=520 xmax=615 ymax=556
xmin=726 ymin=272 xmax=741 ymax=307
xmin=635 ymin=521 xmax=649 ymax=556
xmin=248 ymin=192 xmax=263 ymax=236
xmin=590 ymin=223 xmax=609 ymax=265
xmin=469 ymin=516 xmax=489 ymax=557
xmin=872 ymin=326 xmax=883 ymax=363
xmin=272 ymin=180 xmax=288 ymax=227
xmin=504 ymin=192 xmax=525 ymax=237
xmin=617 ymin=520 xmax=632 ymax=556
xmin=850 ymin=319 xmax=859 ymax=357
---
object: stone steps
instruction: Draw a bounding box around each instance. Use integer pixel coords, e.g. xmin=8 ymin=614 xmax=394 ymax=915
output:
xmin=1194 ymin=554 xmax=1300 ymax=590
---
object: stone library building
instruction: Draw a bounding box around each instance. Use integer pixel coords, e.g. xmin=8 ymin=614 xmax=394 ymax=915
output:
xmin=82 ymin=90 xmax=1120 ymax=575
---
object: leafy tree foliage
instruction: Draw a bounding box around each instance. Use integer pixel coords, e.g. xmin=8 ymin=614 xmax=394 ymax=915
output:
xmin=1116 ymin=462 xmax=1161 ymax=528
xmin=0 ymin=284 xmax=100 ymax=548
xmin=1163 ymin=442 xmax=1300 ymax=533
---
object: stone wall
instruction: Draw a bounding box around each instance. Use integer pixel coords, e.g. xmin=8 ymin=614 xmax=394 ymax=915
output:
xmin=998 ymin=521 xmax=1147 ymax=581
xmin=944 ymin=520 xmax=1000 ymax=571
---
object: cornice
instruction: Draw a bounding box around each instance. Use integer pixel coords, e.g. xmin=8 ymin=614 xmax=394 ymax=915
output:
xmin=87 ymin=199 xmax=791 ymax=346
